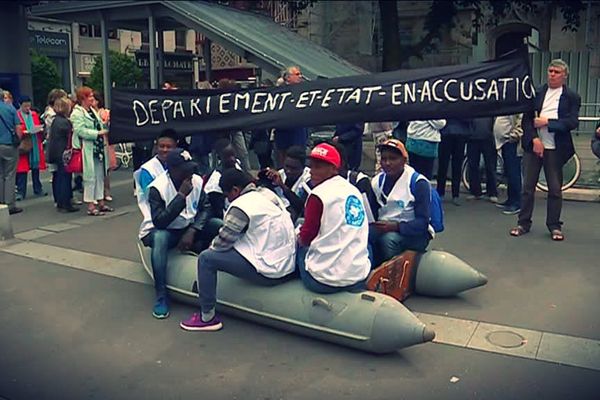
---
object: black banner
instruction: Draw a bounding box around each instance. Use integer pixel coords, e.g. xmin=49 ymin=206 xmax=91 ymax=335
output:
xmin=110 ymin=55 xmax=535 ymax=143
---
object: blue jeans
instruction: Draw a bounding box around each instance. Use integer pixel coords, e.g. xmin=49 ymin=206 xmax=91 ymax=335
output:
xmin=501 ymin=142 xmax=522 ymax=208
xmin=142 ymin=229 xmax=185 ymax=297
xmin=296 ymin=247 xmax=365 ymax=294
xmin=16 ymin=168 xmax=43 ymax=197
xmin=197 ymin=248 xmax=292 ymax=312
xmin=141 ymin=219 xmax=224 ymax=297
xmin=368 ymin=227 xmax=430 ymax=267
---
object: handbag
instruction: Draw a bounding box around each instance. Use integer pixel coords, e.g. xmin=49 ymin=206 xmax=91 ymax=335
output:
xmin=63 ymin=132 xmax=83 ymax=174
xmin=18 ymin=134 xmax=33 ymax=155
xmin=0 ymin=112 xmax=20 ymax=147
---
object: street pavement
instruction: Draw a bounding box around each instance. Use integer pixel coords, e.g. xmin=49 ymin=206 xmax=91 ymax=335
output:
xmin=1 ymin=169 xmax=599 ymax=399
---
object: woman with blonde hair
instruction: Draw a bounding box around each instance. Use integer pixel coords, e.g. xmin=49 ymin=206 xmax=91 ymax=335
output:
xmin=70 ymin=86 xmax=112 ymax=216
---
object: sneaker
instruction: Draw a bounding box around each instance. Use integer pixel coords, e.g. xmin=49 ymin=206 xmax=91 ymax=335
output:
xmin=451 ymin=197 xmax=462 ymax=206
xmin=152 ymin=297 xmax=169 ymax=319
xmin=72 ymin=198 xmax=83 ymax=205
xmin=180 ymin=312 xmax=223 ymax=331
xmin=488 ymin=196 xmax=499 ymax=203
xmin=495 ymin=201 xmax=509 ymax=209
xmin=502 ymin=206 xmax=521 ymax=215
xmin=15 ymin=193 xmax=24 ymax=201
xmin=466 ymin=195 xmax=482 ymax=200
xmin=8 ymin=207 xmax=23 ymax=215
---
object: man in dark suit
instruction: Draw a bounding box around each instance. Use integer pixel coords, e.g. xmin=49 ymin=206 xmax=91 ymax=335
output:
xmin=510 ymin=59 xmax=581 ymax=241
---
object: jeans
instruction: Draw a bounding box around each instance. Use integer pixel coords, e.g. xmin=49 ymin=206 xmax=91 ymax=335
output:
xmin=296 ymin=247 xmax=366 ymax=294
xmin=436 ymin=135 xmax=466 ymax=198
xmin=16 ymin=168 xmax=43 ymax=198
xmin=368 ymin=227 xmax=430 ymax=266
xmin=197 ymin=247 xmax=291 ymax=312
xmin=467 ymin=138 xmax=498 ymax=197
xmin=54 ymin=164 xmax=73 ymax=208
xmin=0 ymin=144 xmax=18 ymax=208
xmin=408 ymin=152 xmax=435 ymax=180
xmin=142 ymin=229 xmax=185 ymax=297
xmin=518 ymin=150 xmax=563 ymax=231
xmin=501 ymin=142 xmax=522 ymax=208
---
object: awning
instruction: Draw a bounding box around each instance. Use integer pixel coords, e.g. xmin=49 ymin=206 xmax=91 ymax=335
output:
xmin=30 ymin=0 xmax=366 ymax=80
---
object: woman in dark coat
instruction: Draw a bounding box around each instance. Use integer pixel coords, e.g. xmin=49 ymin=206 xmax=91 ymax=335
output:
xmin=47 ymin=97 xmax=79 ymax=212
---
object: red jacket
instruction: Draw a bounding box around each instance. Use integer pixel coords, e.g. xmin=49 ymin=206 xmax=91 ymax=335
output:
xmin=16 ymin=110 xmax=46 ymax=173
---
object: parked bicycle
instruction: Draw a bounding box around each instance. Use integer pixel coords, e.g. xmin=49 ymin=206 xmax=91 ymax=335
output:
xmin=461 ymin=152 xmax=581 ymax=193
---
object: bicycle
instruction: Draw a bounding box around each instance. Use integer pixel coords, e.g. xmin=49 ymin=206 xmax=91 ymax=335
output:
xmin=113 ymin=142 xmax=133 ymax=170
xmin=461 ymin=152 xmax=581 ymax=193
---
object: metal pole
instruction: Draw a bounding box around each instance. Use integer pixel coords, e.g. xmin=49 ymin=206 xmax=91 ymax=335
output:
xmin=148 ymin=13 xmax=157 ymax=89
xmin=157 ymin=29 xmax=164 ymax=86
xmin=100 ymin=13 xmax=111 ymax=107
xmin=202 ymin=38 xmax=212 ymax=83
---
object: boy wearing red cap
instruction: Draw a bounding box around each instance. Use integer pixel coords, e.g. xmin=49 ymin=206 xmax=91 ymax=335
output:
xmin=297 ymin=143 xmax=371 ymax=293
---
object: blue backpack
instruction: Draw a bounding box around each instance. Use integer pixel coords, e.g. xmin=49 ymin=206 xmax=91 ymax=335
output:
xmin=410 ymin=172 xmax=444 ymax=233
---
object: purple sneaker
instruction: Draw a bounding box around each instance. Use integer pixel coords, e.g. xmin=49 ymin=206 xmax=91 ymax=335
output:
xmin=180 ymin=312 xmax=223 ymax=331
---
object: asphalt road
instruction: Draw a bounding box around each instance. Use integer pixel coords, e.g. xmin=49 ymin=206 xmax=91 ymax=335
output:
xmin=1 ymin=169 xmax=599 ymax=399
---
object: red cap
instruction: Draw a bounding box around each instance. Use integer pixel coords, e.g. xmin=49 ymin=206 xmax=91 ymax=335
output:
xmin=309 ymin=143 xmax=341 ymax=168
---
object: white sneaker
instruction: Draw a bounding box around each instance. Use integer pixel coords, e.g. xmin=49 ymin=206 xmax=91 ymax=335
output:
xmin=489 ymin=196 xmax=499 ymax=203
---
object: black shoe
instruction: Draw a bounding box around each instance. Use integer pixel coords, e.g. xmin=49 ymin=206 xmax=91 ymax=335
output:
xmin=58 ymin=206 xmax=80 ymax=213
xmin=9 ymin=207 xmax=23 ymax=215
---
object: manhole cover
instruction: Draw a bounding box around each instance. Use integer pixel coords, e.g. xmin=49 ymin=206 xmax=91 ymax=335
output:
xmin=486 ymin=330 xmax=526 ymax=348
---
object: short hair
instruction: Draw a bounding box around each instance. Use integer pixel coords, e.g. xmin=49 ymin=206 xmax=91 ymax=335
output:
xmin=283 ymin=66 xmax=301 ymax=81
xmin=549 ymin=59 xmax=569 ymax=76
xmin=47 ymin=88 xmax=67 ymax=107
xmin=53 ymin=97 xmax=72 ymax=116
xmin=197 ymin=81 xmax=213 ymax=90
xmin=285 ymin=145 xmax=306 ymax=165
xmin=158 ymin=128 xmax=178 ymax=142
xmin=75 ymin=86 xmax=93 ymax=104
xmin=3 ymin=90 xmax=13 ymax=100
xmin=219 ymin=168 xmax=253 ymax=193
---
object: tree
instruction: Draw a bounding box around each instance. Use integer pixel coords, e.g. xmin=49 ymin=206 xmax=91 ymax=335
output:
xmin=30 ymin=51 xmax=61 ymax=110
xmin=88 ymin=50 xmax=142 ymax=91
xmin=380 ymin=0 xmax=585 ymax=71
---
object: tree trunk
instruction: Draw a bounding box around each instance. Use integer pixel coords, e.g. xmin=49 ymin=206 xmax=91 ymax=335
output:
xmin=379 ymin=0 xmax=401 ymax=71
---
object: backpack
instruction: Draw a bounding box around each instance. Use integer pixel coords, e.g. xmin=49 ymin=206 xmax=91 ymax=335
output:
xmin=410 ymin=172 xmax=444 ymax=233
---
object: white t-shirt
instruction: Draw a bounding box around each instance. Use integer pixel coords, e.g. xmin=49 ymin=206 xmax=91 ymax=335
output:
xmin=539 ymin=87 xmax=563 ymax=150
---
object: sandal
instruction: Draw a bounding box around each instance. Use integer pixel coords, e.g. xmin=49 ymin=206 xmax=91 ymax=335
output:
xmin=87 ymin=208 xmax=105 ymax=216
xmin=99 ymin=205 xmax=114 ymax=212
xmin=550 ymin=229 xmax=564 ymax=241
xmin=510 ymin=225 xmax=529 ymax=237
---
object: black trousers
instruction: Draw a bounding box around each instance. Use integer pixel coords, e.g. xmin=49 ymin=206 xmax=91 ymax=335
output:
xmin=408 ymin=152 xmax=435 ymax=180
xmin=467 ymin=138 xmax=497 ymax=197
xmin=436 ymin=135 xmax=466 ymax=198
xmin=518 ymin=150 xmax=563 ymax=231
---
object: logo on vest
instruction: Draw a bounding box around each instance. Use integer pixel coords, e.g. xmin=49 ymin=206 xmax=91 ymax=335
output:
xmin=345 ymin=195 xmax=365 ymax=227
xmin=396 ymin=200 xmax=405 ymax=209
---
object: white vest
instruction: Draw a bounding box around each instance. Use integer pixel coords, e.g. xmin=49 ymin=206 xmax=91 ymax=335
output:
xmin=138 ymin=171 xmax=204 ymax=239
xmin=135 ymin=157 xmax=167 ymax=237
xmin=305 ymin=176 xmax=371 ymax=287
xmin=230 ymin=189 xmax=297 ymax=278
xmin=204 ymin=160 xmax=242 ymax=212
xmin=279 ymin=167 xmax=311 ymax=197
xmin=372 ymin=165 xmax=423 ymax=223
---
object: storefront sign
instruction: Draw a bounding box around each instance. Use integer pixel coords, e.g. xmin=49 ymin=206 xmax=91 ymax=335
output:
xmin=135 ymin=52 xmax=193 ymax=71
xmin=29 ymin=30 xmax=70 ymax=58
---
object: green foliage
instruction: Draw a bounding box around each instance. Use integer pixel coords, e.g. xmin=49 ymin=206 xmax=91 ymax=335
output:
xmin=30 ymin=51 xmax=61 ymax=109
xmin=88 ymin=50 xmax=142 ymax=91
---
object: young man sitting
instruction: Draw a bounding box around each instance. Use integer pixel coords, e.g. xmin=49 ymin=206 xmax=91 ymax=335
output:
xmin=180 ymin=169 xmax=297 ymax=331
xmin=369 ymin=139 xmax=432 ymax=266
xmin=203 ymin=140 xmax=242 ymax=219
xmin=139 ymin=148 xmax=220 ymax=319
xmin=296 ymin=143 xmax=371 ymax=293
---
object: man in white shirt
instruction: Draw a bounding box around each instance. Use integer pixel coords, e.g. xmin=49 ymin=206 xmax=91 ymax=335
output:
xmin=510 ymin=59 xmax=581 ymax=241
